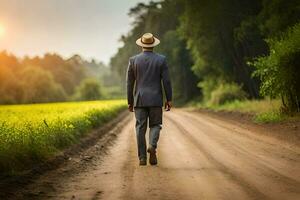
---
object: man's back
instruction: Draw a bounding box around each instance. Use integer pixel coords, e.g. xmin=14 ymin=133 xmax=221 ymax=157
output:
xmin=127 ymin=51 xmax=172 ymax=107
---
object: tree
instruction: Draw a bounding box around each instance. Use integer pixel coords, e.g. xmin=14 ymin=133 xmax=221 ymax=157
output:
xmin=252 ymin=23 xmax=300 ymax=112
xmin=20 ymin=66 xmax=67 ymax=103
xmin=110 ymin=0 xmax=199 ymax=104
xmin=0 ymin=65 xmax=23 ymax=104
xmin=258 ymin=0 xmax=300 ymax=37
xmin=0 ymin=51 xmax=115 ymax=104
xmin=74 ymin=78 xmax=103 ymax=101
xmin=178 ymin=0 xmax=264 ymax=99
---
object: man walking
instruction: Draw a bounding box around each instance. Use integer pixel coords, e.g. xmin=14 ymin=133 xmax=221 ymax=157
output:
xmin=126 ymin=33 xmax=172 ymax=166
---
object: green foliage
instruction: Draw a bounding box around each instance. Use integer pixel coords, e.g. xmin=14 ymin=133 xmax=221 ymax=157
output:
xmin=1 ymin=0 xmax=300 ymax=112
xmin=197 ymin=98 xmax=288 ymax=123
xmin=258 ymin=0 xmax=300 ymax=37
xmin=210 ymin=83 xmax=247 ymax=105
xmin=179 ymin=0 xmax=262 ymax=98
xmin=160 ymin=30 xmax=199 ymax=103
xmin=252 ymin=23 xmax=300 ymax=112
xmin=254 ymin=111 xmax=285 ymax=123
xmin=0 ymin=51 xmax=120 ymax=104
xmin=197 ymin=78 xmax=222 ymax=103
xmin=109 ymin=0 xmax=300 ymax=107
xmin=23 ymin=53 xmax=87 ymax=96
xmin=110 ymin=0 xmax=199 ymax=104
xmin=207 ymin=99 xmax=281 ymax=114
xmin=0 ymin=65 xmax=23 ymax=104
xmin=0 ymin=100 xmax=126 ymax=174
xmin=102 ymin=86 xmax=125 ymax=99
xmin=177 ymin=0 xmax=299 ymax=107
xmin=20 ymin=66 xmax=67 ymax=103
xmin=74 ymin=78 xmax=103 ymax=101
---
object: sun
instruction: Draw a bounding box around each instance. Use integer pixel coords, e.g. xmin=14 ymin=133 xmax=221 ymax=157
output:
xmin=0 ymin=24 xmax=5 ymax=37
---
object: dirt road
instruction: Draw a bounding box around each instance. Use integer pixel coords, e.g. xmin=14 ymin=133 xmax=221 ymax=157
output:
xmin=10 ymin=109 xmax=300 ymax=200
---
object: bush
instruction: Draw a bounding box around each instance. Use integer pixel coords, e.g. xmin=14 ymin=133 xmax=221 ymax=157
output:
xmin=254 ymin=111 xmax=285 ymax=123
xmin=252 ymin=23 xmax=300 ymax=113
xmin=0 ymin=65 xmax=24 ymax=104
xmin=74 ymin=78 xmax=103 ymax=101
xmin=210 ymin=83 xmax=247 ymax=105
xmin=20 ymin=66 xmax=67 ymax=103
xmin=198 ymin=78 xmax=221 ymax=103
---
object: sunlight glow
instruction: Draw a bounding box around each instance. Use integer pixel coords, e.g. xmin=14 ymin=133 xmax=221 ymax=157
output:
xmin=0 ymin=24 xmax=5 ymax=37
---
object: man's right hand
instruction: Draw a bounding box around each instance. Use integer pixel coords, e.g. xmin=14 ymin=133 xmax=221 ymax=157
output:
xmin=128 ymin=104 xmax=134 ymax=112
xmin=164 ymin=101 xmax=172 ymax=111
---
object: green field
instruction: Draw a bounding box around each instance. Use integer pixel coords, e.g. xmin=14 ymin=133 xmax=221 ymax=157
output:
xmin=0 ymin=100 xmax=126 ymax=174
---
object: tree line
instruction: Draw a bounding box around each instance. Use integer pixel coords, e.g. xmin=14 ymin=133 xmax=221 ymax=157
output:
xmin=110 ymin=0 xmax=300 ymax=112
xmin=0 ymin=51 xmax=119 ymax=104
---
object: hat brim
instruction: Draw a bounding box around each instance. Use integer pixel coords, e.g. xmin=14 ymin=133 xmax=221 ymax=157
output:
xmin=136 ymin=37 xmax=160 ymax=47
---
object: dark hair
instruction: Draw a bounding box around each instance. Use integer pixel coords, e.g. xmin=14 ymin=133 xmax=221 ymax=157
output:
xmin=142 ymin=47 xmax=154 ymax=50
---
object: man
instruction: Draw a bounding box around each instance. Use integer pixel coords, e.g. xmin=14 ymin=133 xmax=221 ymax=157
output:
xmin=126 ymin=33 xmax=172 ymax=166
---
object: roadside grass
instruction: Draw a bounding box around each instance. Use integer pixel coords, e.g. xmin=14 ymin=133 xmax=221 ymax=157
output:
xmin=254 ymin=111 xmax=286 ymax=123
xmin=191 ymin=99 xmax=299 ymax=123
xmin=0 ymin=100 xmax=127 ymax=175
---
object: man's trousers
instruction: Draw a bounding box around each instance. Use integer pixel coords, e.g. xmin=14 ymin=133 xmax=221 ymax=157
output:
xmin=134 ymin=107 xmax=162 ymax=160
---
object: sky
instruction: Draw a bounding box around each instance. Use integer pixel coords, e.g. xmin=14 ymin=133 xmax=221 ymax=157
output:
xmin=0 ymin=0 xmax=149 ymax=64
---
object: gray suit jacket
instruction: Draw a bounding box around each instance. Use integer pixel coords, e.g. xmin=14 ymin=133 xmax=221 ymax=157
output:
xmin=126 ymin=51 xmax=172 ymax=107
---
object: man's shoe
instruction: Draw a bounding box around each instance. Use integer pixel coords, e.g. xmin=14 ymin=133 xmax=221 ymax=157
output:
xmin=139 ymin=158 xmax=147 ymax=166
xmin=147 ymin=147 xmax=157 ymax=165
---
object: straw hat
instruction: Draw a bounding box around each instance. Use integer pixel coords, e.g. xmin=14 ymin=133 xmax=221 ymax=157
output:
xmin=136 ymin=33 xmax=160 ymax=48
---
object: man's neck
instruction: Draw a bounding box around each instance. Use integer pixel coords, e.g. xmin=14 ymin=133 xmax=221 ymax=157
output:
xmin=142 ymin=48 xmax=153 ymax=52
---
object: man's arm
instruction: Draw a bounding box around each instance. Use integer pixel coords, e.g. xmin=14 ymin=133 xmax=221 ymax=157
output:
xmin=161 ymin=58 xmax=172 ymax=110
xmin=126 ymin=59 xmax=135 ymax=112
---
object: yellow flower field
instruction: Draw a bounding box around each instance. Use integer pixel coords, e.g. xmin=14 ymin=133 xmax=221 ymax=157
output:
xmin=0 ymin=100 xmax=126 ymax=174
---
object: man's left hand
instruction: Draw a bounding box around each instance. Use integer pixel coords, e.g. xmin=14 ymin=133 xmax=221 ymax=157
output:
xmin=164 ymin=101 xmax=172 ymax=111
